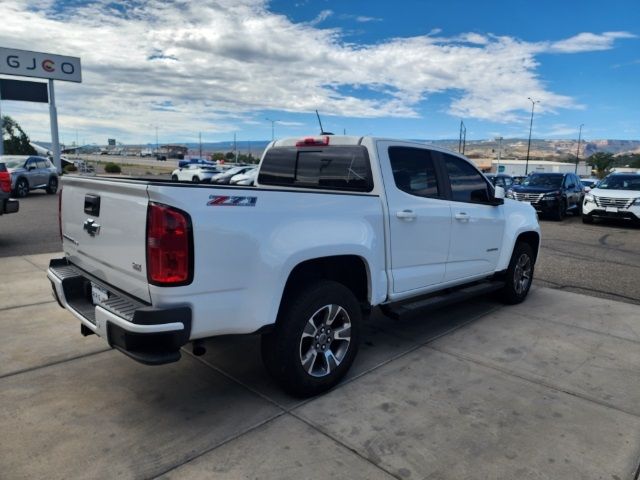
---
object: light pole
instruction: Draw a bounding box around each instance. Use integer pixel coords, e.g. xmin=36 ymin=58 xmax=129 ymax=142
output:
xmin=265 ymin=118 xmax=279 ymax=141
xmin=525 ymin=97 xmax=539 ymax=175
xmin=574 ymin=124 xmax=584 ymax=174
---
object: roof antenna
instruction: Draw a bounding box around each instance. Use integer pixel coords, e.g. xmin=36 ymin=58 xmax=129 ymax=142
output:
xmin=315 ymin=110 xmax=333 ymax=135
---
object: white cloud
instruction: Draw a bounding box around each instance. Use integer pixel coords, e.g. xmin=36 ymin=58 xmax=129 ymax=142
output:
xmin=547 ymin=31 xmax=636 ymax=53
xmin=309 ymin=9 xmax=333 ymax=26
xmin=0 ymin=0 xmax=635 ymax=142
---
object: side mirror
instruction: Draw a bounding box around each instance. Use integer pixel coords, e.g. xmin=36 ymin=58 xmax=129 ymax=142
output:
xmin=584 ymin=186 xmax=591 ymax=192
xmin=488 ymin=185 xmax=505 ymax=206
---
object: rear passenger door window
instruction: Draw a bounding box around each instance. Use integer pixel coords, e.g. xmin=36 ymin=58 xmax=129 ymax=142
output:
xmin=388 ymin=147 xmax=441 ymax=198
xmin=442 ymin=154 xmax=491 ymax=204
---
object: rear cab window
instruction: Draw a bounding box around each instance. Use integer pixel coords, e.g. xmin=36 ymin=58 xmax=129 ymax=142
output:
xmin=258 ymin=146 xmax=373 ymax=192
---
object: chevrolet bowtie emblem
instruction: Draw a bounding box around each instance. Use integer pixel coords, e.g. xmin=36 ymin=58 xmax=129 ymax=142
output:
xmin=83 ymin=218 xmax=101 ymax=236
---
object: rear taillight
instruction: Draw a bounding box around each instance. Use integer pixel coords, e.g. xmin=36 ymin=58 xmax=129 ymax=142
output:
xmin=146 ymin=202 xmax=193 ymax=286
xmin=58 ymin=187 xmax=63 ymax=241
xmin=0 ymin=172 xmax=11 ymax=194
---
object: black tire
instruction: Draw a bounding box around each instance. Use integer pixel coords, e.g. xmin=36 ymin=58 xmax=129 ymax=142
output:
xmin=192 ymin=176 xmax=200 ymax=183
xmin=46 ymin=176 xmax=58 ymax=194
xmin=497 ymin=242 xmax=535 ymax=305
xmin=14 ymin=178 xmax=29 ymax=198
xmin=171 ymin=174 xmax=178 ymax=181
xmin=582 ymin=215 xmax=594 ymax=224
xmin=551 ymin=199 xmax=565 ymax=221
xmin=261 ymin=280 xmax=361 ymax=398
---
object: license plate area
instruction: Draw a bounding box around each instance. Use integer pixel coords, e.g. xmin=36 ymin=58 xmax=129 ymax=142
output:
xmin=605 ymin=206 xmax=618 ymax=213
xmin=91 ymin=282 xmax=109 ymax=305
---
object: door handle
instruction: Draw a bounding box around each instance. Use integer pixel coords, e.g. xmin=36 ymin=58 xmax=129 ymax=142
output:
xmin=396 ymin=209 xmax=417 ymax=221
xmin=455 ymin=212 xmax=470 ymax=221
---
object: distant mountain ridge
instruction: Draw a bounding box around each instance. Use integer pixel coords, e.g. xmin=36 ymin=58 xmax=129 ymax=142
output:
xmin=34 ymin=138 xmax=640 ymax=159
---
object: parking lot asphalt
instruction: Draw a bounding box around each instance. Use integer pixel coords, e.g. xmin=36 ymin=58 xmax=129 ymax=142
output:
xmin=1 ymin=253 xmax=639 ymax=479
xmin=535 ymin=214 xmax=640 ymax=305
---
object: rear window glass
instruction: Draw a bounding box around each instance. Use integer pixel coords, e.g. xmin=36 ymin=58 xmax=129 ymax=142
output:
xmin=258 ymin=146 xmax=373 ymax=192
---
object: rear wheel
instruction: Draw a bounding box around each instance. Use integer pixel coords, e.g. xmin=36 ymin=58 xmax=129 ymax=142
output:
xmin=497 ymin=242 xmax=534 ymax=305
xmin=171 ymin=174 xmax=178 ymax=181
xmin=261 ymin=280 xmax=361 ymax=398
xmin=14 ymin=178 xmax=29 ymax=198
xmin=192 ymin=176 xmax=200 ymax=183
xmin=46 ymin=176 xmax=58 ymax=194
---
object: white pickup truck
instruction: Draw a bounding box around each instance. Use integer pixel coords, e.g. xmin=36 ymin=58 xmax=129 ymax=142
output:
xmin=48 ymin=135 xmax=540 ymax=397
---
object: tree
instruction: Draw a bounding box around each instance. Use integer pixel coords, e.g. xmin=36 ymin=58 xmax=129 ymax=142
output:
xmin=2 ymin=116 xmax=37 ymax=155
xmin=588 ymin=152 xmax=615 ymax=178
xmin=211 ymin=152 xmax=225 ymax=161
xmin=224 ymin=151 xmax=235 ymax=160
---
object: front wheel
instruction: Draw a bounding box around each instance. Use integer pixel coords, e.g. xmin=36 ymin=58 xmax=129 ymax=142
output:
xmin=261 ymin=280 xmax=361 ymax=397
xmin=171 ymin=174 xmax=178 ymax=182
xmin=192 ymin=176 xmax=200 ymax=183
xmin=14 ymin=178 xmax=29 ymax=198
xmin=551 ymin=199 xmax=565 ymax=221
xmin=497 ymin=242 xmax=535 ymax=305
xmin=582 ymin=215 xmax=594 ymax=224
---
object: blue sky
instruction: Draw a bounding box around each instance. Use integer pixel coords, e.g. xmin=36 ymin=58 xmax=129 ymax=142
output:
xmin=1 ymin=0 xmax=638 ymax=145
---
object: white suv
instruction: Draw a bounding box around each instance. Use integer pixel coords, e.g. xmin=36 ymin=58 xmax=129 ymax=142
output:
xmin=171 ymin=163 xmax=222 ymax=183
xmin=582 ymin=172 xmax=640 ymax=225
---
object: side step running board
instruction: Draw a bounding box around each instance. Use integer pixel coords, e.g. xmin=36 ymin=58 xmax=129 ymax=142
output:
xmin=381 ymin=280 xmax=505 ymax=320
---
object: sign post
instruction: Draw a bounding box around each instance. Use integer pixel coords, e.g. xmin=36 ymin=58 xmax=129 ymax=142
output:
xmin=0 ymin=47 xmax=81 ymax=173
xmin=48 ymin=79 xmax=61 ymax=173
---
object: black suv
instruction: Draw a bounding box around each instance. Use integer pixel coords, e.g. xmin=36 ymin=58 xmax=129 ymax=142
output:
xmin=507 ymin=172 xmax=584 ymax=220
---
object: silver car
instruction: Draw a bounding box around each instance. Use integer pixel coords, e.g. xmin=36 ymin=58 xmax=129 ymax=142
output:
xmin=2 ymin=155 xmax=59 ymax=197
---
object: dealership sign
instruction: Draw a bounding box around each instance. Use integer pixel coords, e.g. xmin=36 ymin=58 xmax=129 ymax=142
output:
xmin=0 ymin=47 xmax=81 ymax=83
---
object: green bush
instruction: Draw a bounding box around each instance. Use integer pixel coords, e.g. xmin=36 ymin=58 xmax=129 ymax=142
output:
xmin=63 ymin=164 xmax=78 ymax=173
xmin=104 ymin=162 xmax=122 ymax=174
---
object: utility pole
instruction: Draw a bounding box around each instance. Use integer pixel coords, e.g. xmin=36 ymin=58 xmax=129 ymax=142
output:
xmin=574 ymin=124 xmax=584 ymax=174
xmin=525 ymin=97 xmax=539 ymax=175
xmin=155 ymin=126 xmax=159 ymax=154
xmin=496 ymin=136 xmax=503 ymax=173
xmin=199 ymin=132 xmax=202 ymax=159
xmin=233 ymin=133 xmax=237 ymax=163
xmin=458 ymin=120 xmax=467 ymax=154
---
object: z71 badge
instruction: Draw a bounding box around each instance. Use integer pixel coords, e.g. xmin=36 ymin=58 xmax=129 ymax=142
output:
xmin=207 ymin=195 xmax=257 ymax=207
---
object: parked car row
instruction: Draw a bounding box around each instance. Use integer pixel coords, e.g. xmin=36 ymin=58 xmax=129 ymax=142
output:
xmin=491 ymin=170 xmax=639 ymax=225
xmin=171 ymin=163 xmax=259 ymax=186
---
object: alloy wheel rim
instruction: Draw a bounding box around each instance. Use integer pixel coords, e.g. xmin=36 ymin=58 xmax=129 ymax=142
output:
xmin=18 ymin=181 xmax=27 ymax=196
xmin=299 ymin=304 xmax=352 ymax=378
xmin=513 ymin=254 xmax=532 ymax=295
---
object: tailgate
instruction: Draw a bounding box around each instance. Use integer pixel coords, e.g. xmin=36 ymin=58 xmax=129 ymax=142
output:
xmin=60 ymin=176 xmax=151 ymax=303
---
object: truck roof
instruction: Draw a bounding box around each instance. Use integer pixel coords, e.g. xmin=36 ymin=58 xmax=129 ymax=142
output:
xmin=271 ymin=135 xmax=466 ymax=159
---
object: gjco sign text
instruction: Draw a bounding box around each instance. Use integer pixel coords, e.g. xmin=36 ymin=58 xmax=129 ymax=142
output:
xmin=0 ymin=47 xmax=81 ymax=83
